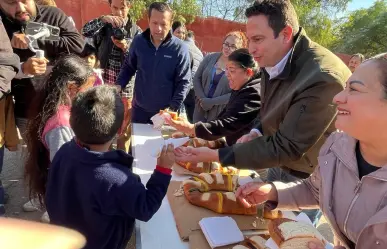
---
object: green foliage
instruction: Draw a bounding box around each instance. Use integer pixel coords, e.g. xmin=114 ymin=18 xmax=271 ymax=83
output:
xmin=333 ymin=0 xmax=387 ymax=57
xmin=292 ymin=0 xmax=350 ymax=49
xmin=128 ymin=0 xmax=201 ymax=24
xmin=230 ymin=0 xmax=349 ymax=49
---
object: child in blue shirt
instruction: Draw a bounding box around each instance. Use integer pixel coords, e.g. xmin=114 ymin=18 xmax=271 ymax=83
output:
xmin=45 ymin=85 xmax=174 ymax=249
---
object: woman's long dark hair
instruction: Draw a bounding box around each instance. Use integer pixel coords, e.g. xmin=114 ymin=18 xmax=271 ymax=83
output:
xmin=25 ymin=54 xmax=93 ymax=203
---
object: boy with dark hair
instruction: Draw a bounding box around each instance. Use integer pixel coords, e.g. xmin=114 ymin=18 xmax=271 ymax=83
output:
xmin=45 ymin=85 xmax=174 ymax=249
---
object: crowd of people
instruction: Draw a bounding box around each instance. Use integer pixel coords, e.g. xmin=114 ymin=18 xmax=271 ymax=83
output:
xmin=0 ymin=0 xmax=384 ymax=249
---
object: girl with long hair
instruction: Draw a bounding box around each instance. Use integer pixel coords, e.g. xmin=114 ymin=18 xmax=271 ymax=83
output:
xmin=23 ymin=55 xmax=95 ymax=222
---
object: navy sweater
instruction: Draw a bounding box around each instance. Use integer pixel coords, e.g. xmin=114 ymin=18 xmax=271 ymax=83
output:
xmin=45 ymin=140 xmax=172 ymax=249
xmin=116 ymin=29 xmax=191 ymax=112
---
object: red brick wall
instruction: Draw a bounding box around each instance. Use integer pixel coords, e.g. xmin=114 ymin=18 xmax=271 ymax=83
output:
xmin=137 ymin=17 xmax=246 ymax=52
xmin=56 ymin=0 xmax=350 ymax=65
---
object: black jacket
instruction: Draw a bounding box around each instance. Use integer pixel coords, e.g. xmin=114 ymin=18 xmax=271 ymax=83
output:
xmin=83 ymin=17 xmax=141 ymax=69
xmin=195 ymin=75 xmax=261 ymax=145
xmin=0 ymin=5 xmax=85 ymax=118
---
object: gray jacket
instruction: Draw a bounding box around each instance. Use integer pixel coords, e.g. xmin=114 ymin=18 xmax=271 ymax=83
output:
xmin=193 ymin=52 xmax=231 ymax=122
xmin=185 ymin=38 xmax=203 ymax=83
xmin=0 ymin=17 xmax=19 ymax=97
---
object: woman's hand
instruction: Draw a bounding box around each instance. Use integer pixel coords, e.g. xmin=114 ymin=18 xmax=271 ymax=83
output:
xmin=165 ymin=116 xmax=195 ymax=136
xmin=174 ymin=146 xmax=219 ymax=163
xmin=307 ymin=239 xmax=344 ymax=249
xmin=235 ymin=182 xmax=278 ymax=208
xmin=307 ymin=239 xmax=326 ymax=249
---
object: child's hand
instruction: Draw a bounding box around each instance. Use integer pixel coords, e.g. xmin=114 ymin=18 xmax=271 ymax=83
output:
xmin=157 ymin=144 xmax=175 ymax=169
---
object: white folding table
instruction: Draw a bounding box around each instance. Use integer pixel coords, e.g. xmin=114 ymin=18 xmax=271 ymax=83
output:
xmin=131 ymin=123 xmax=189 ymax=249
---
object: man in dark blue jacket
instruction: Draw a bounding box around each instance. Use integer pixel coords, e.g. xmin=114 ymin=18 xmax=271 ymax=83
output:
xmin=116 ymin=2 xmax=191 ymax=124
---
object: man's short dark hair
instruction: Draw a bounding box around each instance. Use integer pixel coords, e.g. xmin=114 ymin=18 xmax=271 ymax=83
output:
xmin=245 ymin=0 xmax=299 ymax=38
xmin=187 ymin=30 xmax=194 ymax=39
xmin=148 ymin=2 xmax=173 ymax=19
xmin=70 ymin=85 xmax=124 ymax=145
xmin=108 ymin=0 xmax=130 ymax=5
xmin=172 ymin=21 xmax=184 ymax=32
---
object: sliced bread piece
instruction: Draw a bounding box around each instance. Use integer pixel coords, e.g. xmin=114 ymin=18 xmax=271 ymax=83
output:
xmin=279 ymin=237 xmax=325 ymax=249
xmin=268 ymin=218 xmax=324 ymax=248
xmin=248 ymin=235 xmax=270 ymax=249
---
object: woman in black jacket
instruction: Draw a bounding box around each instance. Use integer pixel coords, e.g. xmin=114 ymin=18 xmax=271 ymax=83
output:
xmin=166 ymin=48 xmax=261 ymax=146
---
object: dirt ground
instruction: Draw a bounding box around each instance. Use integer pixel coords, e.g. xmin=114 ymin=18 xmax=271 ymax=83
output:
xmin=2 ymin=146 xmax=333 ymax=248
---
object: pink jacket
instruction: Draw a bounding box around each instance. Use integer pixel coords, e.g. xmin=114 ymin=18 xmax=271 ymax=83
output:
xmin=41 ymin=105 xmax=71 ymax=149
xmin=273 ymin=132 xmax=387 ymax=249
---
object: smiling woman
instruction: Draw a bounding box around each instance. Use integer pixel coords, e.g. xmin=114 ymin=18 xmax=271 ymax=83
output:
xmin=225 ymin=53 xmax=387 ymax=249
xmin=334 ymin=53 xmax=387 ymax=148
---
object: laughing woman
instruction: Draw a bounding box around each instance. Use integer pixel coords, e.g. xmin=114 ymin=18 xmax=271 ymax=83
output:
xmin=166 ymin=48 xmax=261 ymax=146
xmin=229 ymin=53 xmax=387 ymax=249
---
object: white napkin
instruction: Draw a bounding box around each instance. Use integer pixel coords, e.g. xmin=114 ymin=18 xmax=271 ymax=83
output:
xmin=149 ymin=137 xmax=190 ymax=157
xmin=265 ymin=213 xmax=333 ymax=249
xmin=151 ymin=112 xmax=171 ymax=130
xmin=199 ymin=217 xmax=244 ymax=248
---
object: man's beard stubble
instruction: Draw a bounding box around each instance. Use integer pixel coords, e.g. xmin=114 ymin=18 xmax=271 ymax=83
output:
xmin=14 ymin=10 xmax=36 ymax=27
xmin=0 ymin=4 xmax=37 ymax=27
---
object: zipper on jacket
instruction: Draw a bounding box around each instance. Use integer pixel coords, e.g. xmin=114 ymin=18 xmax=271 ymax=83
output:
xmin=345 ymin=176 xmax=387 ymax=245
xmin=343 ymin=175 xmax=387 ymax=236
xmin=343 ymin=181 xmax=361 ymax=235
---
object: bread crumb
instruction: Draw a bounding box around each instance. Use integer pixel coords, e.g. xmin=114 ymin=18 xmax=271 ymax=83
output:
xmin=252 ymin=221 xmax=257 ymax=228
xmin=174 ymin=188 xmax=184 ymax=197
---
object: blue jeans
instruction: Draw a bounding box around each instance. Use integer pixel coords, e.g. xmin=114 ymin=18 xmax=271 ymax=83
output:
xmin=0 ymin=146 xmax=5 ymax=215
xmin=267 ymin=167 xmax=322 ymax=226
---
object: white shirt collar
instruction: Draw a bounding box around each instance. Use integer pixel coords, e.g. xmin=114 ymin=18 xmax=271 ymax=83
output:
xmin=265 ymin=49 xmax=292 ymax=80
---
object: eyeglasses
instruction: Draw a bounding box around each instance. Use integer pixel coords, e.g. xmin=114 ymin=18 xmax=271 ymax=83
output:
xmin=223 ymin=42 xmax=238 ymax=51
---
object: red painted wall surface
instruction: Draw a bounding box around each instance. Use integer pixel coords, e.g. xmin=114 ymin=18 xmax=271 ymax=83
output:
xmin=56 ymin=0 xmax=350 ymax=65
xmin=137 ymin=17 xmax=246 ymax=53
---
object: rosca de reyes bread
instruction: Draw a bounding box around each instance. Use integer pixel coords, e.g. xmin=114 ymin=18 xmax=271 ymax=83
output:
xmin=176 ymin=161 xmax=212 ymax=174
xmin=182 ymin=173 xmax=256 ymax=215
xmin=175 ymin=161 xmax=239 ymax=175
xmin=233 ymin=235 xmax=270 ymax=249
xmin=268 ymin=218 xmax=325 ymax=249
xmin=180 ymin=173 xmax=286 ymax=217
xmin=183 ymin=173 xmax=239 ymax=192
xmin=263 ymin=209 xmax=283 ymax=220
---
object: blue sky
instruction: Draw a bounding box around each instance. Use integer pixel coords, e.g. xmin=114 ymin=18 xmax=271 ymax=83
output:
xmin=347 ymin=0 xmax=376 ymax=11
